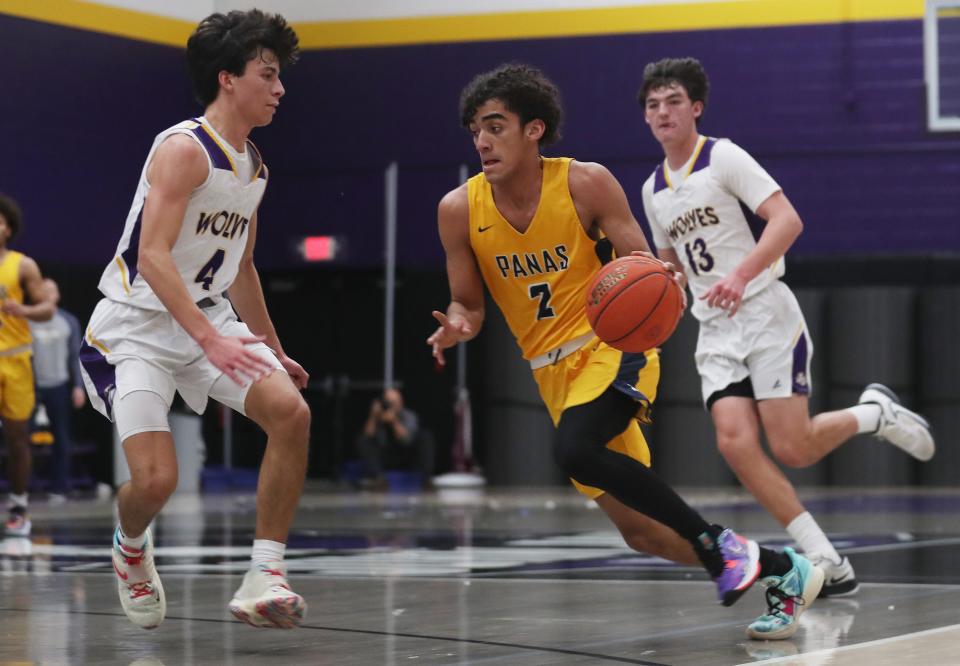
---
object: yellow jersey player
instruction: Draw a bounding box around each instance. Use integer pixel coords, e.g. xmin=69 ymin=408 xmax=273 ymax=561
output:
xmin=0 ymin=194 xmax=55 ymax=537
xmin=427 ymin=64 xmax=822 ymax=640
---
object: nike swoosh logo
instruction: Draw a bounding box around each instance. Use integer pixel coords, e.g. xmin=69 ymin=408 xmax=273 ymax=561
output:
xmin=478 ymin=225 xmax=494 ymax=233
xmin=113 ymin=561 xmax=129 ymax=580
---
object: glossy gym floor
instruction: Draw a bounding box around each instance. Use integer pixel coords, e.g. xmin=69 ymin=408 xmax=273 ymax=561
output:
xmin=1 ymin=484 xmax=957 ymax=665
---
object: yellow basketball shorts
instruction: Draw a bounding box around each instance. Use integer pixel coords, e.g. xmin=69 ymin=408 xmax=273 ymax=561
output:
xmin=0 ymin=351 xmax=36 ymax=421
xmin=532 ymin=337 xmax=660 ymax=499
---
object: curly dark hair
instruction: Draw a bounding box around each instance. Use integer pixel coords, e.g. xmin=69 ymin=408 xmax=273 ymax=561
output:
xmin=187 ymin=9 xmax=300 ymax=107
xmin=637 ymin=57 xmax=709 ymax=115
xmin=459 ymin=64 xmax=563 ymax=146
xmin=0 ymin=194 xmax=22 ymax=241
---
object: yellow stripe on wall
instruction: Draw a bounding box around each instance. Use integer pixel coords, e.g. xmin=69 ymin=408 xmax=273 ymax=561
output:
xmin=298 ymin=0 xmax=925 ymax=49
xmin=0 ymin=0 xmax=925 ymax=50
xmin=0 ymin=0 xmax=192 ymax=47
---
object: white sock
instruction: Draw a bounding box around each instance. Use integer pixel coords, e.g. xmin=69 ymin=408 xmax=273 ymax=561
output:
xmin=844 ymin=404 xmax=881 ymax=434
xmin=117 ymin=526 xmax=147 ymax=550
xmin=787 ymin=511 xmax=841 ymax=563
xmin=251 ymin=539 xmax=286 ymax=566
xmin=9 ymin=493 xmax=27 ymax=510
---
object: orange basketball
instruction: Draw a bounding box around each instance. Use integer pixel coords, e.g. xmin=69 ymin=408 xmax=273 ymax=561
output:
xmin=585 ymin=256 xmax=683 ymax=352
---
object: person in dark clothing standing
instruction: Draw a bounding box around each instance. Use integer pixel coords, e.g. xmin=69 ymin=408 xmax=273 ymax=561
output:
xmin=30 ymin=278 xmax=85 ymax=502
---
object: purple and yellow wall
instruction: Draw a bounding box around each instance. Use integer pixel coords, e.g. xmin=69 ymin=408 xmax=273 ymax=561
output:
xmin=2 ymin=0 xmax=956 ymax=270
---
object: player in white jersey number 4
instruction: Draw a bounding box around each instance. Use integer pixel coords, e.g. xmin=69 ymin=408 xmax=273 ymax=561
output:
xmin=80 ymin=10 xmax=308 ymax=630
xmin=638 ymin=58 xmax=934 ymax=631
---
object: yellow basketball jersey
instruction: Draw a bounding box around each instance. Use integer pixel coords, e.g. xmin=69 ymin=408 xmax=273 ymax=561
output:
xmin=0 ymin=251 xmax=30 ymax=352
xmin=468 ymin=158 xmax=600 ymax=360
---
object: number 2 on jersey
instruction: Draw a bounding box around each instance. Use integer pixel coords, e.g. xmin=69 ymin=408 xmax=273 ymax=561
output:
xmin=195 ymin=248 xmax=225 ymax=291
xmin=683 ymin=237 xmax=715 ymax=276
xmin=529 ymin=283 xmax=555 ymax=320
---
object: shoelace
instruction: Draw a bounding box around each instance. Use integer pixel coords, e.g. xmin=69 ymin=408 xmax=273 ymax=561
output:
xmin=129 ymin=581 xmax=155 ymax=599
xmin=763 ymin=583 xmax=804 ymax=620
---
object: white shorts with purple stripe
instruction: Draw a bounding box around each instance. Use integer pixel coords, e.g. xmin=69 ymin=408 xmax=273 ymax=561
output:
xmin=79 ymin=297 xmax=284 ymax=423
xmin=694 ymin=280 xmax=813 ymax=406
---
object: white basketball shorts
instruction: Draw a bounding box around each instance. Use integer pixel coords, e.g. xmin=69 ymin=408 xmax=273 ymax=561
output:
xmin=694 ymin=280 xmax=813 ymax=406
xmin=79 ymin=297 xmax=284 ymax=422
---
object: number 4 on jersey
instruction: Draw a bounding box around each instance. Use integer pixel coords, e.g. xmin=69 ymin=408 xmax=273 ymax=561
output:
xmin=195 ymin=248 xmax=225 ymax=291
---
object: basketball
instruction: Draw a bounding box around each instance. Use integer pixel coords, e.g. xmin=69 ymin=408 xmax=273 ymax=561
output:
xmin=585 ymin=255 xmax=683 ymax=352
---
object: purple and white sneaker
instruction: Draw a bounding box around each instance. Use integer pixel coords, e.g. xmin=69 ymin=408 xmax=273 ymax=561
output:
xmin=715 ymin=528 xmax=760 ymax=606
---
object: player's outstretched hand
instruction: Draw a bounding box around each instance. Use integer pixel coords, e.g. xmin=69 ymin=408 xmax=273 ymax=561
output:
xmin=426 ymin=311 xmax=472 ymax=366
xmin=278 ymin=354 xmax=309 ymax=389
xmin=201 ymin=333 xmax=275 ymax=386
xmin=701 ymin=272 xmax=747 ymax=317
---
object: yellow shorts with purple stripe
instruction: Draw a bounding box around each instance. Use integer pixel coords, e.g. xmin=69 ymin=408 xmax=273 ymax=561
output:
xmin=532 ymin=337 xmax=659 ymax=499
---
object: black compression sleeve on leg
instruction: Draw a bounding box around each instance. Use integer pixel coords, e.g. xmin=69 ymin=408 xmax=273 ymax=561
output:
xmin=554 ymin=387 xmax=712 ymax=543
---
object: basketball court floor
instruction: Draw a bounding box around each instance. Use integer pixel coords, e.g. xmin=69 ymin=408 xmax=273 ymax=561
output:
xmin=1 ymin=484 xmax=958 ymax=665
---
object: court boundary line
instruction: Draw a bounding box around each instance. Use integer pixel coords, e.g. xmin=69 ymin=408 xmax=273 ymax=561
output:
xmin=733 ymin=622 xmax=960 ymax=665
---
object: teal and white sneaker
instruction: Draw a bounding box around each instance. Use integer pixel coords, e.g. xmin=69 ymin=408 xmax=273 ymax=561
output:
xmin=746 ymin=547 xmax=824 ymax=640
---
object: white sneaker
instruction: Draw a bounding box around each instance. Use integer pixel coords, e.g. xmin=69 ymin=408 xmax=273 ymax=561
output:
xmin=112 ymin=527 xmax=166 ymax=629
xmin=229 ymin=563 xmax=306 ymax=629
xmin=859 ymin=383 xmax=934 ymax=461
xmin=810 ymin=554 xmax=859 ymax=597
xmin=4 ymin=508 xmax=31 ymax=537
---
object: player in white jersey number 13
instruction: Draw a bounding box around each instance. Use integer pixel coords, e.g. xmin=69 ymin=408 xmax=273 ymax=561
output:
xmin=639 ymin=58 xmax=935 ymax=612
xmin=79 ymin=10 xmax=310 ymax=630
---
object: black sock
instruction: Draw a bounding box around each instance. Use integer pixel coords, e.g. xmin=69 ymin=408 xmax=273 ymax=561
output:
xmin=692 ymin=525 xmax=726 ymax=578
xmin=758 ymin=547 xmax=792 ymax=579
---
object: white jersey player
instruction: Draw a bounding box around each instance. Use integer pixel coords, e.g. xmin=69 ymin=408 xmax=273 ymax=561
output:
xmin=80 ymin=10 xmax=310 ymax=632
xmin=638 ymin=57 xmax=934 ymax=608
xmin=643 ymin=135 xmax=783 ymax=326
xmin=98 ymin=116 xmax=266 ymax=312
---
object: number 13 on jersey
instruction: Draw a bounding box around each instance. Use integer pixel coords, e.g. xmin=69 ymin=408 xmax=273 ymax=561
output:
xmin=684 ymin=237 xmax=714 ymax=276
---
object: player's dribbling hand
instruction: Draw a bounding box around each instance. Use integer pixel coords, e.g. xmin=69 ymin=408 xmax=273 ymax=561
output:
xmin=426 ymin=310 xmax=472 ymax=366
xmin=630 ymin=251 xmax=687 ymax=312
xmin=0 ymin=301 xmax=26 ymax=317
xmin=202 ymin=333 xmax=275 ymax=386
xmin=278 ymin=354 xmax=309 ymax=389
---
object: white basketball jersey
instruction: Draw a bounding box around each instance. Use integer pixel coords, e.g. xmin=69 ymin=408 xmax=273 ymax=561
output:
xmin=98 ymin=117 xmax=267 ymax=310
xmin=642 ymin=136 xmax=783 ymax=322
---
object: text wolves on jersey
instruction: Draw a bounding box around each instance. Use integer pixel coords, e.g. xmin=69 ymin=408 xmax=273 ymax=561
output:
xmin=666 ymin=206 xmax=719 ymax=242
xmin=196 ymin=210 xmax=250 ymax=241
